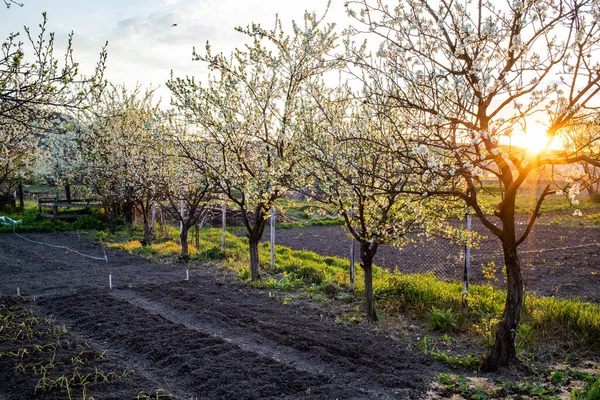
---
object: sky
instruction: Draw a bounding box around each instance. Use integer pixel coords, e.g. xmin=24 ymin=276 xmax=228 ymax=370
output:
xmin=0 ymin=0 xmax=349 ymax=103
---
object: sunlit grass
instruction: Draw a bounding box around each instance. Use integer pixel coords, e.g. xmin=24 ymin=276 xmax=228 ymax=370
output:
xmin=477 ymin=191 xmax=600 ymax=215
xmin=195 ymin=229 xmax=600 ymax=356
xmin=108 ymin=226 xmax=600 ymax=356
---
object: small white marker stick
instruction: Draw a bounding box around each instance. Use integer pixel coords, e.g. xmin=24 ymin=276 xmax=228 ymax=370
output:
xmin=186 ymin=269 xmax=189 ymax=281
xmin=109 ymin=274 xmax=112 ymax=290
xmin=16 ymin=287 xmax=20 ymax=296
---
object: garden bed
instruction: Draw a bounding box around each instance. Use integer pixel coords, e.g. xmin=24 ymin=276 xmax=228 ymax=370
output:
xmin=0 ymin=231 xmax=445 ymax=399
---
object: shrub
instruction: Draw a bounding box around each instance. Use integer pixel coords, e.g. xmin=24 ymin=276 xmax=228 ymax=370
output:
xmin=72 ymin=216 xmax=107 ymax=231
xmin=194 ymin=246 xmax=225 ymax=260
xmin=323 ymin=281 xmax=341 ymax=299
xmin=427 ymin=306 xmax=458 ymax=332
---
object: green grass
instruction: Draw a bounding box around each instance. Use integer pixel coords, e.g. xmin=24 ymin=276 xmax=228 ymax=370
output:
xmin=546 ymin=211 xmax=600 ymax=228
xmin=109 ymin=226 xmax=600 ymax=360
xmin=478 ymin=191 xmax=600 ymax=215
xmin=275 ymin=198 xmax=339 ymax=219
xmin=0 ymin=206 xmax=111 ymax=233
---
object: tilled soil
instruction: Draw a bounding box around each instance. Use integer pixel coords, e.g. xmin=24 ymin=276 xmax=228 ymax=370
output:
xmin=263 ymin=215 xmax=600 ymax=303
xmin=0 ymin=231 xmax=446 ymax=399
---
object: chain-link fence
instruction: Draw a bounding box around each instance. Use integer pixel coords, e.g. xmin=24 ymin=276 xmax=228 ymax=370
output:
xmin=383 ymin=223 xmax=600 ymax=303
xmin=268 ymin=222 xmax=600 ymax=303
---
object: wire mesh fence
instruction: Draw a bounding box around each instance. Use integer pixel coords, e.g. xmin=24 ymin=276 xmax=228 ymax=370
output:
xmin=385 ymin=225 xmax=600 ymax=302
xmin=267 ymin=221 xmax=600 ymax=303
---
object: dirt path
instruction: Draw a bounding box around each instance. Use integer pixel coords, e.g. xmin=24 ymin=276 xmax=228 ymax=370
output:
xmin=0 ymin=232 xmax=446 ymax=399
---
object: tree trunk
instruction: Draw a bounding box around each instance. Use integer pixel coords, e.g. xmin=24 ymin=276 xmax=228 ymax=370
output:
xmin=17 ymin=182 xmax=24 ymax=208
xmin=248 ymin=236 xmax=261 ymax=280
xmin=245 ymin=206 xmax=266 ymax=281
xmin=105 ymin=201 xmax=117 ymax=234
xmin=142 ymin=220 xmax=153 ymax=246
xmin=141 ymin=203 xmax=153 ymax=246
xmin=359 ymin=242 xmax=378 ymax=322
xmin=122 ymin=201 xmax=135 ymax=225
xmin=65 ymin=182 xmax=71 ymax=203
xmin=180 ymin=224 xmax=189 ymax=261
xmin=483 ymin=245 xmax=523 ymax=371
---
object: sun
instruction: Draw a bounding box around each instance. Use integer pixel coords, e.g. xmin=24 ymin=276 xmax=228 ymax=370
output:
xmin=523 ymin=123 xmax=550 ymax=155
xmin=499 ymin=121 xmax=561 ymax=155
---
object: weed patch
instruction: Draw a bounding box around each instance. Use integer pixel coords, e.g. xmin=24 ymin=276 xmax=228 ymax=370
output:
xmin=0 ymin=301 xmax=138 ymax=399
xmin=436 ymin=367 xmax=600 ymax=399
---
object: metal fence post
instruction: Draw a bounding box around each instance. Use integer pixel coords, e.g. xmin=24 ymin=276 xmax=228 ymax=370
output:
xmin=350 ymin=238 xmax=355 ymax=289
xmin=221 ymin=193 xmax=226 ymax=252
xmin=270 ymin=206 xmax=275 ymax=270
xmin=349 ymin=209 xmax=355 ymax=289
xmin=462 ymin=213 xmax=472 ymax=313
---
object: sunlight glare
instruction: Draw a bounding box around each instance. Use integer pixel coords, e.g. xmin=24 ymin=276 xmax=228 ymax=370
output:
xmin=524 ymin=123 xmax=549 ymax=155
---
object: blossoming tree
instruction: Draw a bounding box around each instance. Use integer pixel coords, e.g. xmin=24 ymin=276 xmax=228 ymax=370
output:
xmin=169 ymin=9 xmax=339 ymax=279
xmin=557 ymin=114 xmax=600 ymax=199
xmin=80 ymin=85 xmax=161 ymax=241
xmin=345 ymin=0 xmax=600 ymax=370
xmin=31 ymin=115 xmax=86 ymax=200
xmin=0 ymin=12 xmax=106 ymax=206
xmin=297 ymin=84 xmax=462 ymax=321
xmin=154 ymin=115 xmax=214 ymax=261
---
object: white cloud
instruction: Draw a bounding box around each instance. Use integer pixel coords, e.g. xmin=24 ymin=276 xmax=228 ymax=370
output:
xmin=1 ymin=0 xmax=349 ymax=105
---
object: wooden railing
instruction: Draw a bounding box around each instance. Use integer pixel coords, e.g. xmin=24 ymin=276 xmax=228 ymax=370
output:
xmin=38 ymin=198 xmax=108 ymax=219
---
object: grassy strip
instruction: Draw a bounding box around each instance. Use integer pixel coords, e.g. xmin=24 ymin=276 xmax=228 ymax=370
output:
xmin=546 ymin=211 xmax=600 ymax=228
xmin=109 ymin=227 xmax=600 ymax=361
xmin=477 ymin=191 xmax=600 ymax=215
xmin=223 ymin=216 xmax=344 ymax=232
xmin=0 ymin=207 xmax=109 ymax=233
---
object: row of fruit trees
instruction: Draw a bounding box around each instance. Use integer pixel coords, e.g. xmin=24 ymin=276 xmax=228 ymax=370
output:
xmin=2 ymin=0 xmax=600 ymax=371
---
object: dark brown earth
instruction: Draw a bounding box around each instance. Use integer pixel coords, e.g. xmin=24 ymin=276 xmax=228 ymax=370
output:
xmin=261 ymin=213 xmax=600 ymax=303
xmin=0 ymin=231 xmax=447 ymax=399
xmin=1 ymin=213 xmax=598 ymax=399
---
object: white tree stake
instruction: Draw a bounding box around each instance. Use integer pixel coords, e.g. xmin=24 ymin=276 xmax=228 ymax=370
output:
xmin=270 ymin=206 xmax=275 ymax=269
xmin=350 ymin=239 xmax=355 ymax=289
xmin=221 ymin=193 xmax=226 ymax=252
xmin=109 ymin=274 xmax=112 ymax=290
xmin=151 ymin=203 xmax=155 ymax=236
xmin=185 ymin=269 xmax=189 ymax=281
xmin=464 ymin=214 xmax=472 ymax=293
xmin=349 ymin=209 xmax=355 ymax=289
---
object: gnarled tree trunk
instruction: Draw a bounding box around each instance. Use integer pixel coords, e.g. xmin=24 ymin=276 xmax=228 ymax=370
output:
xmin=359 ymin=241 xmax=379 ymax=322
xmin=180 ymin=223 xmax=190 ymax=261
xmin=248 ymin=234 xmax=261 ymax=280
xmin=483 ymin=193 xmax=523 ymax=372
xmin=244 ymin=206 xmax=267 ymax=281
xmin=139 ymin=201 xmax=153 ymax=246
xmin=483 ymin=245 xmax=523 ymax=371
